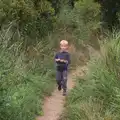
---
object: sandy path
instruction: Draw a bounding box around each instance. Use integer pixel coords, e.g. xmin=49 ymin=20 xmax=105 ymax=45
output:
xmin=36 ymin=66 xmax=87 ymax=120
xmin=36 ymin=45 xmax=98 ymax=120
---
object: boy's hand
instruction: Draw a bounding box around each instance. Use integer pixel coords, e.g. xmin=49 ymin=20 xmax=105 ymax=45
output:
xmin=55 ymin=59 xmax=68 ymax=63
xmin=55 ymin=59 xmax=60 ymax=61
xmin=60 ymin=59 xmax=68 ymax=63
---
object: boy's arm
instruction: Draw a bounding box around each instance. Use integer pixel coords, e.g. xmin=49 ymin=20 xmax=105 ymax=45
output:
xmin=67 ymin=53 xmax=71 ymax=64
xmin=55 ymin=53 xmax=60 ymax=62
xmin=58 ymin=53 xmax=70 ymax=64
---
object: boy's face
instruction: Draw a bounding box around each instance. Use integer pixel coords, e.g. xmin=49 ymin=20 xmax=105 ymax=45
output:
xmin=60 ymin=44 xmax=68 ymax=51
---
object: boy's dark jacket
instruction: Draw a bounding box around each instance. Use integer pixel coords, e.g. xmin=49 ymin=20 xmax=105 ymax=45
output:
xmin=55 ymin=51 xmax=70 ymax=71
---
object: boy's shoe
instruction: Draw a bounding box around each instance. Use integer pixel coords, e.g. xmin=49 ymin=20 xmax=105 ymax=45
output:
xmin=63 ymin=91 xmax=67 ymax=96
xmin=58 ymin=85 xmax=61 ymax=91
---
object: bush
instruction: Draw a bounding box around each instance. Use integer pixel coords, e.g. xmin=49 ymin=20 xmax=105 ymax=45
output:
xmin=0 ymin=0 xmax=56 ymax=45
xmin=60 ymin=33 xmax=120 ymax=120
xmin=0 ymin=0 xmax=102 ymax=120
xmin=56 ymin=0 xmax=100 ymax=48
xmin=0 ymin=28 xmax=56 ymax=120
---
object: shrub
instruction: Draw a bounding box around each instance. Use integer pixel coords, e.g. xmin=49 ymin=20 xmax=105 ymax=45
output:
xmin=0 ymin=28 xmax=55 ymax=120
xmin=60 ymin=33 xmax=120 ymax=120
xmin=56 ymin=0 xmax=100 ymax=48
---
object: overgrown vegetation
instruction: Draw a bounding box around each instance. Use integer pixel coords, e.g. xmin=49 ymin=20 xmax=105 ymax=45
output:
xmin=1 ymin=0 xmax=120 ymax=119
xmin=0 ymin=1 xmax=56 ymax=120
xmin=60 ymin=32 xmax=120 ymax=120
xmin=95 ymin=0 xmax=120 ymax=30
xmin=0 ymin=28 xmax=56 ymax=120
xmin=58 ymin=0 xmax=120 ymax=120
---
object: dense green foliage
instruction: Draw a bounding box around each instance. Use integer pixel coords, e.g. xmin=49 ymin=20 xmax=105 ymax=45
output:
xmin=56 ymin=0 xmax=100 ymax=48
xmin=0 ymin=1 xmax=56 ymax=119
xmin=0 ymin=29 xmax=56 ymax=120
xmin=0 ymin=0 xmax=101 ymax=119
xmin=58 ymin=1 xmax=120 ymax=120
xmin=60 ymin=32 xmax=120 ymax=120
xmin=95 ymin=0 xmax=120 ymax=30
xmin=1 ymin=0 xmax=120 ymax=120
xmin=0 ymin=0 xmax=56 ymax=45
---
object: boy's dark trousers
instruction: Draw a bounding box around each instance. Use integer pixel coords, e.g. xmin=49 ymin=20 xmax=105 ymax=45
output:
xmin=56 ymin=70 xmax=67 ymax=93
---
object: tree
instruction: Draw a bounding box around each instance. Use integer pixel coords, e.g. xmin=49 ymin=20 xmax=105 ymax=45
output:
xmin=95 ymin=0 xmax=120 ymax=30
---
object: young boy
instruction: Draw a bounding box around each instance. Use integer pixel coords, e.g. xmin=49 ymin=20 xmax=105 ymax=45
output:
xmin=55 ymin=40 xmax=70 ymax=96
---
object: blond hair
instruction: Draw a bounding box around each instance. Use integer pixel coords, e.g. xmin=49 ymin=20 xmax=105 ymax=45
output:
xmin=60 ymin=40 xmax=68 ymax=45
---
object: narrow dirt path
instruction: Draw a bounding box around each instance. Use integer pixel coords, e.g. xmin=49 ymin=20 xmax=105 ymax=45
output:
xmin=36 ymin=45 xmax=99 ymax=120
xmin=36 ymin=66 xmax=87 ymax=120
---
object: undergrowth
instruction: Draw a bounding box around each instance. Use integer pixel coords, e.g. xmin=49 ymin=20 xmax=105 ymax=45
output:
xmin=0 ymin=0 xmax=100 ymax=119
xmin=60 ymin=33 xmax=120 ymax=120
xmin=0 ymin=28 xmax=55 ymax=120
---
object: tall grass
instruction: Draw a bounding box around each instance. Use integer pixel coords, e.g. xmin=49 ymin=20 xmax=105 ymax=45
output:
xmin=0 ymin=27 xmax=56 ymax=120
xmin=0 ymin=0 xmax=101 ymax=119
xmin=56 ymin=0 xmax=100 ymax=49
xmin=60 ymin=33 xmax=120 ymax=120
